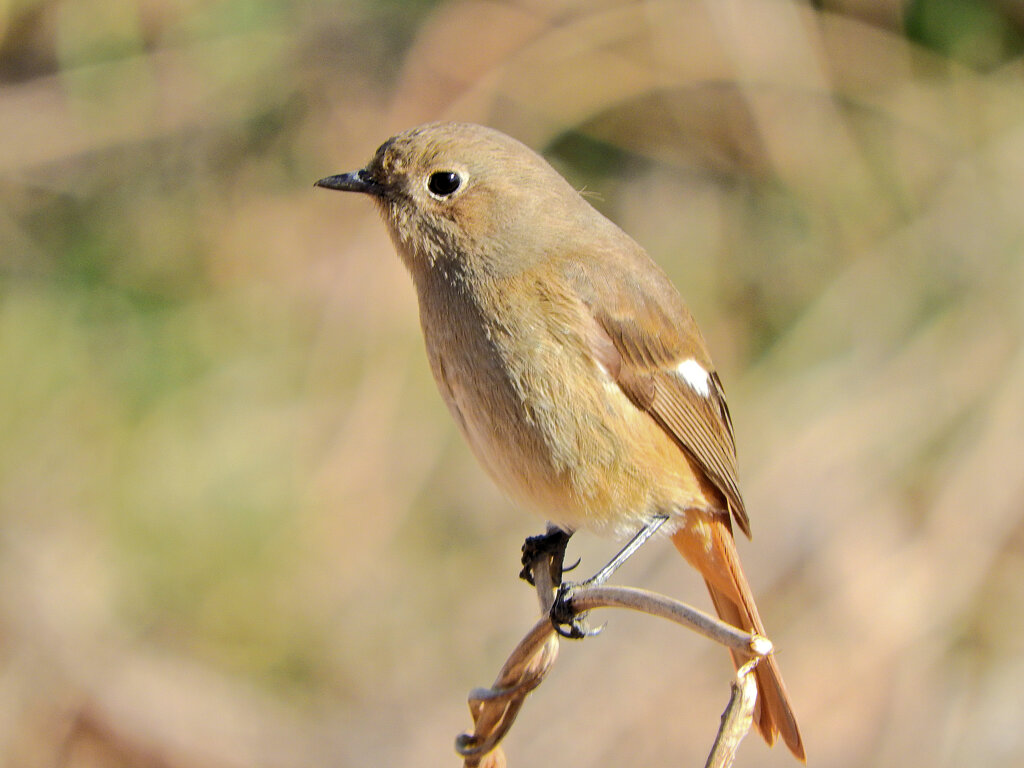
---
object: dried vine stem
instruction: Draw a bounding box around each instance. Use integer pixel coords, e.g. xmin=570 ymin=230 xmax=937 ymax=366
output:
xmin=455 ymin=545 xmax=769 ymax=768
xmin=455 ymin=546 xmax=561 ymax=768
xmin=704 ymin=658 xmax=761 ymax=768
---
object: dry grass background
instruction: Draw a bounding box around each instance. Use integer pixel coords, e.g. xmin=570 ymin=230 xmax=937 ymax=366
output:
xmin=2 ymin=0 xmax=1024 ymax=766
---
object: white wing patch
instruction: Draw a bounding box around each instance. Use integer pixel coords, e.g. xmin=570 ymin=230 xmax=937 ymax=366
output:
xmin=676 ymin=358 xmax=711 ymax=397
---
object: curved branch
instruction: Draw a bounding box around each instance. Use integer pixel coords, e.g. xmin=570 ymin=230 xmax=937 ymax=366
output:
xmin=568 ymin=585 xmax=772 ymax=656
xmin=455 ymin=548 xmax=769 ymax=767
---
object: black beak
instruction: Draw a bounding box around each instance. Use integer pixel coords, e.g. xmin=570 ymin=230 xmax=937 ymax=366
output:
xmin=315 ymin=169 xmax=382 ymax=195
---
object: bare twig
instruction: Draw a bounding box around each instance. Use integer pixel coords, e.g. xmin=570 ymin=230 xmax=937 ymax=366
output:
xmin=569 ymin=585 xmax=770 ymax=656
xmin=455 ymin=547 xmax=562 ymax=768
xmin=705 ymin=658 xmax=761 ymax=768
xmin=455 ymin=547 xmax=768 ymax=767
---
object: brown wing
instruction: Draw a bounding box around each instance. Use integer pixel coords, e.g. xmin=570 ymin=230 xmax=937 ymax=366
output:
xmin=567 ymin=255 xmax=750 ymax=537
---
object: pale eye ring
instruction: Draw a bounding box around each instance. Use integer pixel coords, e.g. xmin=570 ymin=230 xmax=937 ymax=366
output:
xmin=427 ymin=171 xmax=461 ymax=197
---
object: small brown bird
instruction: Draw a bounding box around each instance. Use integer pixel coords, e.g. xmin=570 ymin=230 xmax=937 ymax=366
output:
xmin=317 ymin=122 xmax=804 ymax=760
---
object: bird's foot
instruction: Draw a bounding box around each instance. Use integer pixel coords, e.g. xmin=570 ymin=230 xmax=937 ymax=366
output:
xmin=545 ymin=514 xmax=671 ymax=638
xmin=519 ymin=526 xmax=572 ymax=586
xmin=549 ymin=582 xmax=604 ymax=639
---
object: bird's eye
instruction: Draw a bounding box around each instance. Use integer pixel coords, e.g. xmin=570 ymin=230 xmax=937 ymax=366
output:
xmin=427 ymin=171 xmax=461 ymax=197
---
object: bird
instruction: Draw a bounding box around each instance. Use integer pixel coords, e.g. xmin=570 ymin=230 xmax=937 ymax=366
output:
xmin=316 ymin=121 xmax=804 ymax=760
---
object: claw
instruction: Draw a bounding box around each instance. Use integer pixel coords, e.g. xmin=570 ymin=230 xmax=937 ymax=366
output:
xmin=520 ymin=527 xmax=572 ymax=586
xmin=549 ymin=584 xmax=604 ymax=639
xmin=553 ymin=619 xmax=605 ymax=639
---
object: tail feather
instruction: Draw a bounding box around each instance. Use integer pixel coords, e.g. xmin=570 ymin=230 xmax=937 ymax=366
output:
xmin=672 ymin=517 xmax=805 ymax=762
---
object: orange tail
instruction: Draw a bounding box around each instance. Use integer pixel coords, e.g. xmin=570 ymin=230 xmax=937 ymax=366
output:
xmin=671 ymin=513 xmax=805 ymax=762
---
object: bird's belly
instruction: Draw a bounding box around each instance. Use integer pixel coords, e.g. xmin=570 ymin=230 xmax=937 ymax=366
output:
xmin=429 ymin=336 xmax=704 ymax=537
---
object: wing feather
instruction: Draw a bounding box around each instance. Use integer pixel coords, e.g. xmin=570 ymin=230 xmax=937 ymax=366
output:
xmin=569 ymin=254 xmax=750 ymax=537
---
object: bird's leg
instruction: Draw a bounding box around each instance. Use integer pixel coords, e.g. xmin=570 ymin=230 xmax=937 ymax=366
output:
xmin=550 ymin=514 xmax=669 ymax=639
xmin=519 ymin=524 xmax=573 ymax=586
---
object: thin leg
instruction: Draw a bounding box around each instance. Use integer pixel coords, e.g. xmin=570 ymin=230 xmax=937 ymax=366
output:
xmin=551 ymin=515 xmax=669 ymax=638
xmin=579 ymin=514 xmax=669 ymax=589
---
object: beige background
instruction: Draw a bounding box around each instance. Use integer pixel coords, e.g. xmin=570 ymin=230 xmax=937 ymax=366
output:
xmin=2 ymin=1 xmax=1023 ymax=766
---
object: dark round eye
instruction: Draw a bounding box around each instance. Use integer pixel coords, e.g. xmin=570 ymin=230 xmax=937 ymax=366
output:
xmin=427 ymin=171 xmax=461 ymax=197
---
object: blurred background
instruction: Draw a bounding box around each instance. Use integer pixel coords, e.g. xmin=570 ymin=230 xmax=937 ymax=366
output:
xmin=2 ymin=0 xmax=1023 ymax=766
